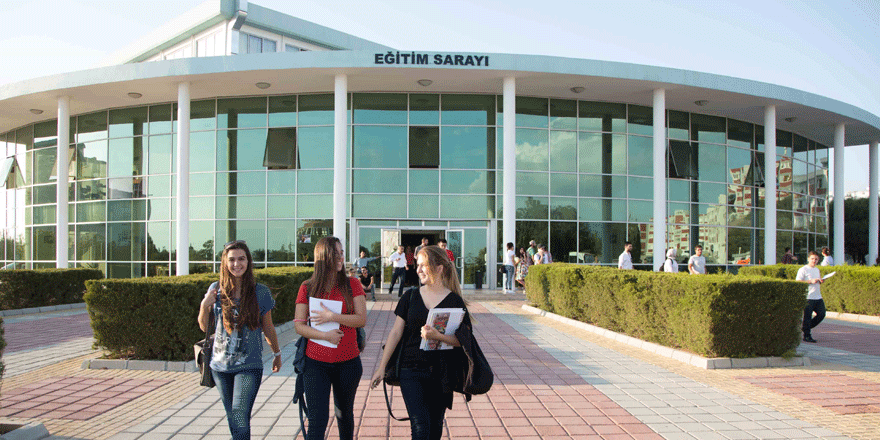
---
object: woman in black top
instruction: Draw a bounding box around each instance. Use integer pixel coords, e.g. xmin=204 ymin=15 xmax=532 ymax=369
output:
xmin=370 ymin=245 xmax=470 ymax=440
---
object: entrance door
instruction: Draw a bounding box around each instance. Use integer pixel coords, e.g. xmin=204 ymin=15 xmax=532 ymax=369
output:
xmin=446 ymin=229 xmax=464 ymax=283
xmin=380 ymin=229 xmax=401 ymax=287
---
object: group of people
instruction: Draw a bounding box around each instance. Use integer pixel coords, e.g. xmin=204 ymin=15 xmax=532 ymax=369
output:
xmin=199 ymin=237 xmax=477 ymax=440
xmin=616 ymin=242 xmax=707 ymax=274
xmin=389 ymin=238 xmax=455 ymax=297
xmin=500 ymin=240 xmax=553 ymax=293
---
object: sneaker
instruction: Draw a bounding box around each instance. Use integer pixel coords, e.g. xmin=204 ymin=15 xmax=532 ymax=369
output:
xmin=803 ymin=336 xmax=817 ymax=343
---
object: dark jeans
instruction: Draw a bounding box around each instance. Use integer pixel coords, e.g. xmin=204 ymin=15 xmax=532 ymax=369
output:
xmin=503 ymin=265 xmax=515 ymax=290
xmin=302 ymin=356 xmax=362 ymax=440
xmin=389 ymin=267 xmax=407 ymax=296
xmin=212 ymin=368 xmax=262 ymax=440
xmin=399 ymin=367 xmax=450 ymax=440
xmin=803 ymin=298 xmax=826 ymax=337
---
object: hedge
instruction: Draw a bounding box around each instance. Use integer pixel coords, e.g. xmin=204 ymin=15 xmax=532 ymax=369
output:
xmin=0 ymin=268 xmax=104 ymax=310
xmin=84 ymin=267 xmax=313 ymax=361
xmin=739 ymin=264 xmax=880 ymax=316
xmin=525 ymin=264 xmax=806 ymax=357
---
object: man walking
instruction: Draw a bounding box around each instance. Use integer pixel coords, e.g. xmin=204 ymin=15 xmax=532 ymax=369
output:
xmin=618 ymin=242 xmax=633 ymax=270
xmin=388 ymin=245 xmax=407 ymax=297
xmin=527 ymin=240 xmax=538 ymax=263
xmin=438 ymin=239 xmax=455 ymax=262
xmin=797 ymin=250 xmax=826 ymax=343
xmin=688 ymin=245 xmax=706 ymax=274
xmin=414 ymin=237 xmax=429 ymax=255
xmin=781 ymin=247 xmax=795 ymax=264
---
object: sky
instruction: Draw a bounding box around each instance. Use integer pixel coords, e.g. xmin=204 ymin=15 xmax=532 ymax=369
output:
xmin=1 ymin=0 xmax=878 ymax=193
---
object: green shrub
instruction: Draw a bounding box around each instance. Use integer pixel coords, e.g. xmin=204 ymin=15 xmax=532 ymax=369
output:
xmin=527 ymin=264 xmax=804 ymax=357
xmin=85 ymin=267 xmax=313 ymax=361
xmin=0 ymin=268 xmax=103 ymax=310
xmin=739 ymin=264 xmax=880 ymax=316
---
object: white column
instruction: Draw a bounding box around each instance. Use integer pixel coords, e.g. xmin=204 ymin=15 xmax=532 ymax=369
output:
xmin=333 ymin=74 xmax=348 ymax=250
xmin=869 ymin=140 xmax=879 ymax=266
xmin=652 ymin=89 xmax=666 ymax=271
xmin=56 ymin=96 xmax=70 ymax=268
xmin=833 ymin=123 xmax=845 ymax=265
xmin=764 ymin=106 xmax=777 ymax=265
xmin=175 ymin=82 xmax=191 ymax=276
xmin=502 ymin=77 xmax=516 ymax=254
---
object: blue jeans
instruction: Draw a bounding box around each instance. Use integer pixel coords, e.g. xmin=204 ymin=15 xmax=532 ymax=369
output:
xmin=803 ymin=299 xmax=826 ymax=337
xmin=503 ymin=265 xmax=515 ymax=290
xmin=390 ymin=267 xmax=407 ymax=296
xmin=212 ymin=368 xmax=262 ymax=440
xmin=302 ymin=356 xmax=362 ymax=440
xmin=399 ymin=367 xmax=450 ymax=440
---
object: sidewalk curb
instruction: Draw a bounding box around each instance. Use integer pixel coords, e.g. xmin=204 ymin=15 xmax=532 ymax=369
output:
xmin=521 ymin=304 xmax=811 ymax=369
xmin=826 ymin=311 xmax=880 ymax=324
xmin=0 ymin=423 xmax=49 ymax=440
xmin=81 ymin=321 xmax=299 ymax=372
xmin=0 ymin=303 xmax=86 ymax=317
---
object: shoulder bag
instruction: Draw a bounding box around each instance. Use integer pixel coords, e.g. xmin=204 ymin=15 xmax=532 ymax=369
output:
xmin=382 ymin=286 xmax=417 ymax=421
xmin=194 ymin=294 xmax=219 ymax=388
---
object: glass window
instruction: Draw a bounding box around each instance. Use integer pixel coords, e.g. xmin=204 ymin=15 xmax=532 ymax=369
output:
xmin=108 ymin=177 xmax=146 ymax=199
xmin=697 ymin=143 xmax=726 ymax=182
xmin=218 ymin=97 xmax=267 ymax=129
xmin=268 ymin=195 xmax=296 ymax=218
xmin=667 ymin=110 xmax=689 ymax=140
xmin=147 ymin=175 xmax=171 ymax=198
xmin=77 ymin=111 xmax=108 ymax=143
xmin=148 ymin=135 xmax=172 ymax=175
xmin=516 ymin=97 xmax=548 ymax=128
xmin=440 ymin=195 xmax=493 ymax=219
xmin=698 ymin=182 xmax=728 ymax=204
xmin=441 ymin=95 xmax=495 ymax=126
xmin=517 ymin=172 xmax=548 ymax=195
xmin=550 ymin=198 xmax=576 ymax=220
xmin=147 ymin=222 xmax=170 ymax=261
xmin=352 ymin=126 xmax=406 ymax=168
xmin=297 ymin=195 xmax=331 ymax=218
xmin=33 ymin=147 xmax=56 ymax=184
xmin=216 ymin=219 xmax=266 ymax=261
xmin=579 ymin=174 xmax=601 ymax=198
xmin=33 ymin=226 xmax=55 ymax=260
xmin=696 ymin=204 xmax=727 ymax=226
xmin=189 ymin=131 xmax=216 ymax=172
xmin=549 ymin=99 xmax=577 ymax=130
xmin=264 ymin=127 xmax=296 ymax=170
xmin=77 ymin=201 xmax=106 ymax=222
xmin=298 ymin=94 xmax=334 ymax=126
xmin=216 ymin=195 xmax=266 ymax=219
xmin=628 ymin=176 xmax=652 ymax=200
xmin=776 ymin=130 xmax=792 ymax=158
xmin=149 ymin=104 xmax=172 ymax=134
xmin=353 ymin=93 xmax=407 ymax=124
xmin=441 ymin=170 xmax=489 ymax=195
xmin=187 ymin=220 xmax=214 ymax=261
xmin=628 ymin=200 xmax=653 ymax=223
xmin=146 ymin=198 xmax=171 ymax=221
xmin=109 ymin=107 xmax=148 ymax=138
xmin=186 ymin=99 xmax=217 ymax=132
xmin=409 ymin=195 xmax=439 ymax=218
xmin=108 ymin=222 xmax=145 ymax=261
xmin=516 ymin=220 xmax=547 ymax=251
xmin=353 ymin=194 xmax=406 ymax=218
xmin=108 ymin=137 xmax=144 ymax=177
xmin=410 ymin=126 xmax=439 ymax=168
xmin=188 ymin=197 xmax=213 ymax=220
xmin=627 ymin=105 xmax=653 ymax=136
xmin=76 ymin=224 xmax=105 ymax=260
xmin=353 ymin=169 xmax=405 ymax=194
xmin=268 ymin=170 xmax=296 ymax=194
xmin=216 ymin=171 xmax=266 ymax=195
xmin=267 ymin=220 xmax=297 ymax=261
xmin=516 ymin=128 xmax=548 ymax=171
xmin=578 ymin=132 xmax=602 ymax=174
xmin=218 ymin=129 xmax=268 ymax=171
xmin=295 ymin=126 xmax=333 ymax=169
xmin=668 ymin=202 xmax=690 ymax=224
xmin=297 ymin=170 xmax=332 ymax=194
xmin=579 ymin=101 xmax=625 ymax=133
xmin=550 ymin=173 xmax=577 ymax=197
xmin=549 ymin=221 xmax=577 ymax=262
xmin=727 ymin=119 xmax=753 ymax=149
xmin=409 ymin=169 xmax=439 ymax=193
xmin=516 ymin=196 xmax=548 ymax=219
xmin=441 ymin=126 xmax=491 ymax=169
xmin=77 ymin=140 xmax=108 ymax=179
xmin=77 ymin=180 xmax=105 ymax=201
xmin=410 ymin=94 xmax=439 ymax=125
xmin=579 ymin=222 xmax=626 ymax=264
xmin=626 ymin=135 xmax=652 ymax=177
xmin=269 ymin=95 xmax=297 ymax=127
xmin=108 ymin=200 xmax=132 ymax=221
xmin=699 ymin=226 xmax=727 ymax=264
xmin=549 ymin=131 xmax=576 ymax=172
xmin=33 ymin=185 xmax=56 ymax=205
xmin=33 ymin=120 xmax=58 ymax=147
xmin=691 ymin=114 xmax=725 ymax=144
xmin=32 ymin=205 xmax=55 ymax=225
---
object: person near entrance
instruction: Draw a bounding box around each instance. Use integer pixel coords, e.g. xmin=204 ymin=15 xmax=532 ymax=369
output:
xmin=797 ymin=250 xmax=826 ymax=343
xmin=437 ymin=239 xmax=454 ymax=262
xmin=688 ymin=245 xmax=706 ymax=274
xmin=618 ymin=242 xmax=633 ymax=270
xmin=352 ymin=250 xmax=378 ymax=272
xmin=414 ymin=237 xmax=429 ymax=256
xmin=359 ymin=267 xmax=376 ymax=301
xmin=781 ymin=247 xmax=795 ymax=264
xmin=526 ymin=240 xmax=538 ymax=262
xmin=389 ymin=245 xmax=408 ymax=297
xmin=502 ymin=242 xmax=515 ymax=294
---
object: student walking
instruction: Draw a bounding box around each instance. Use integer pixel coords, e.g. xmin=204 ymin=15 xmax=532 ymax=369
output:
xmin=389 ymin=245 xmax=408 ymax=297
xmin=618 ymin=242 xmax=633 ymax=269
xmin=502 ymin=242 xmax=515 ymax=294
xmin=663 ymin=248 xmax=678 ymax=273
xmin=198 ymin=240 xmax=281 ymax=440
xmin=370 ymin=246 xmax=476 ymax=440
xmin=797 ymin=250 xmax=826 ymax=343
xmin=688 ymin=245 xmax=706 ymax=274
xmin=515 ymin=247 xmax=529 ymax=288
xmin=294 ymin=236 xmax=367 ymax=440
xmin=820 ymin=247 xmax=834 ymax=266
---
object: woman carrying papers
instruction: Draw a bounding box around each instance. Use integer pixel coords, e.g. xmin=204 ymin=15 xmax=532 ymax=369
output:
xmin=294 ymin=236 xmax=367 ymax=440
xmin=370 ymin=245 xmax=473 ymax=440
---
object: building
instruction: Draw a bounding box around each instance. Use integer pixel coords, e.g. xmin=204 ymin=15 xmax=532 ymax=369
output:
xmin=1 ymin=0 xmax=878 ymax=285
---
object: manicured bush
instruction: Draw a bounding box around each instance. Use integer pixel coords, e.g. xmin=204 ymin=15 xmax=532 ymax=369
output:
xmin=0 ymin=268 xmax=103 ymax=310
xmin=739 ymin=264 xmax=880 ymax=316
xmin=526 ymin=264 xmax=805 ymax=357
xmin=85 ymin=267 xmax=313 ymax=361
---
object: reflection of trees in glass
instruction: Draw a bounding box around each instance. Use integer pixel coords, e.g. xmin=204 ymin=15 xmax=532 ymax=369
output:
xmin=268 ymin=241 xmax=296 ymax=262
xmin=550 ymin=222 xmax=576 ymax=263
xmin=627 ymin=224 xmax=643 ymax=264
xmin=190 ymin=239 xmax=214 ymax=262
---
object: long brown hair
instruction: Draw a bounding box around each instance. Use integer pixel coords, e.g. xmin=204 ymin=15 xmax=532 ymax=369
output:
xmin=219 ymin=241 xmax=260 ymax=333
xmin=418 ymin=245 xmax=463 ymax=301
xmin=303 ymin=236 xmax=353 ymax=312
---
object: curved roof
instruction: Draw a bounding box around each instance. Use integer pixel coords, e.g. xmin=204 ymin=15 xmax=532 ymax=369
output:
xmin=1 ymin=50 xmax=878 ymax=146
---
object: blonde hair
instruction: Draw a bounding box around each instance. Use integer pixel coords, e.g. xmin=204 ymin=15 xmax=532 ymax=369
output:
xmin=417 ymin=245 xmax=463 ymax=299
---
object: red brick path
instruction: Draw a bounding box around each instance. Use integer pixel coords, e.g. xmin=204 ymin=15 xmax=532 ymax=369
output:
xmin=739 ymin=373 xmax=880 ymax=415
xmin=4 ymin=313 xmax=93 ymax=353
xmin=813 ymin=322 xmax=880 ymax=357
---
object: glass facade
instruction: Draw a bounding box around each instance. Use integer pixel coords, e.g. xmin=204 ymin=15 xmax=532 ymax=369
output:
xmin=0 ymin=93 xmax=830 ymax=277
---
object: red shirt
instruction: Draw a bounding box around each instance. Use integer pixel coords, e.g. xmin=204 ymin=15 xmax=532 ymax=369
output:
xmin=296 ymin=277 xmax=365 ymax=363
xmin=445 ymin=249 xmax=455 ymax=262
xmin=405 ymin=252 xmax=415 ymax=266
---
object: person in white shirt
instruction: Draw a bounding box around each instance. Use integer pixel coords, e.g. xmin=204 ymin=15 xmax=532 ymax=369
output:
xmin=502 ymin=242 xmax=516 ymax=293
xmin=618 ymin=242 xmax=633 ymax=270
xmin=663 ymin=248 xmax=678 ymax=273
xmin=539 ymin=245 xmax=552 ymax=264
xmin=820 ymin=247 xmax=834 ymax=266
xmin=688 ymin=245 xmax=706 ymax=274
xmin=388 ymin=245 xmax=407 ymax=297
xmin=797 ymin=251 xmax=825 ymax=343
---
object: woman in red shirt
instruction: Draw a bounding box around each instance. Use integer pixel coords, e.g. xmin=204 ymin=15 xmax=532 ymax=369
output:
xmin=294 ymin=236 xmax=367 ymax=440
